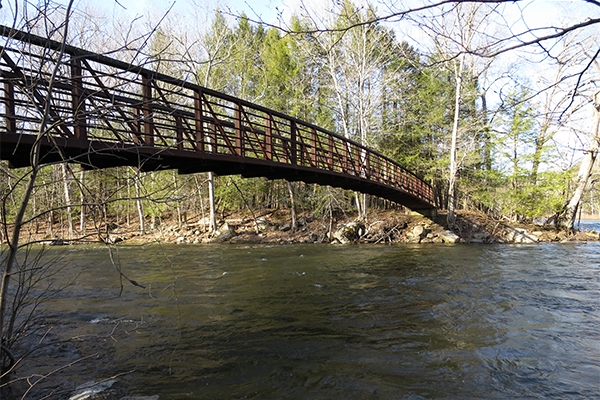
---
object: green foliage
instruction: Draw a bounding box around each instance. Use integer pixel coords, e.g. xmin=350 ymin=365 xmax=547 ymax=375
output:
xmin=471 ymin=169 xmax=572 ymax=221
xmin=214 ymin=176 xmax=271 ymax=213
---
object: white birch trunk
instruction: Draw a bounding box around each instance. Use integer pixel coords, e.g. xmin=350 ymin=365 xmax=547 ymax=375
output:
xmin=79 ymin=167 xmax=85 ymax=232
xmin=134 ymin=169 xmax=145 ymax=235
xmin=208 ymin=171 xmax=217 ymax=233
xmin=447 ymin=55 xmax=464 ymax=226
xmin=61 ymin=164 xmax=74 ymax=240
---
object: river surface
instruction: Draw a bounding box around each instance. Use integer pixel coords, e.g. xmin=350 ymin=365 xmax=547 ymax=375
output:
xmin=12 ymin=243 xmax=600 ymax=399
xmin=577 ymin=219 xmax=600 ymax=232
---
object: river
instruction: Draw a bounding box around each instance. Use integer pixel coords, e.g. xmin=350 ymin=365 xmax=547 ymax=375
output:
xmin=9 ymin=242 xmax=600 ymax=399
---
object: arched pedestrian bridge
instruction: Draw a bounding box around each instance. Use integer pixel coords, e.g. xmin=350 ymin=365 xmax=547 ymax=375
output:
xmin=0 ymin=26 xmax=435 ymax=212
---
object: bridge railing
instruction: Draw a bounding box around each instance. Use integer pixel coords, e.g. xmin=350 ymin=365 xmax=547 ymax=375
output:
xmin=0 ymin=25 xmax=434 ymax=207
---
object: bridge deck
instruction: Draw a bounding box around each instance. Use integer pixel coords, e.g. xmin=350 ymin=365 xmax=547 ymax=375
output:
xmin=0 ymin=25 xmax=435 ymax=211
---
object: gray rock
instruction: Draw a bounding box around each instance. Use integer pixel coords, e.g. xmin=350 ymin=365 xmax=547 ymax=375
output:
xmin=279 ymin=223 xmax=292 ymax=232
xmin=214 ymin=222 xmax=235 ymax=241
xmin=69 ymin=380 xmax=117 ymax=400
xmin=332 ymin=221 xmax=366 ymax=244
xmin=439 ymin=230 xmax=460 ymax=243
xmin=410 ymin=225 xmax=430 ymax=239
xmin=254 ymin=217 xmax=270 ymax=231
xmin=505 ymin=227 xmax=539 ymax=243
xmin=432 ymin=236 xmax=445 ymax=243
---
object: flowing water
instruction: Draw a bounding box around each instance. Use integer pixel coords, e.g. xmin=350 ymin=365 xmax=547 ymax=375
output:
xmin=9 ymin=243 xmax=600 ymax=399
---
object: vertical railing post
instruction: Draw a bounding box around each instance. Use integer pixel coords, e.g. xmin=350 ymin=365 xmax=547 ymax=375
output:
xmin=383 ymin=159 xmax=389 ymax=183
xmin=265 ymin=113 xmax=273 ymax=161
xmin=3 ymin=80 xmax=16 ymax=133
xmin=354 ymin=146 xmax=362 ymax=176
xmin=176 ymin=116 xmax=184 ymax=150
xmin=208 ymin=122 xmax=217 ymax=153
xmin=142 ymin=74 xmax=154 ymax=146
xmin=290 ymin=120 xmax=297 ymax=165
xmin=234 ymin=102 xmax=244 ymax=157
xmin=70 ymin=57 xmax=86 ymax=140
xmin=310 ymin=128 xmax=317 ymax=167
xmin=194 ymin=89 xmax=204 ymax=152
xmin=328 ymin=135 xmax=334 ymax=170
xmin=133 ymin=107 xmax=141 ymax=144
xmin=342 ymin=140 xmax=348 ymax=173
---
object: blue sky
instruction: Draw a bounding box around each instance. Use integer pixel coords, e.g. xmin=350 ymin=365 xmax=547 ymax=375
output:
xmin=104 ymin=0 xmax=287 ymax=24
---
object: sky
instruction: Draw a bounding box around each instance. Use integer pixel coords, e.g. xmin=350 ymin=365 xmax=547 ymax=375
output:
xmin=100 ymin=0 xmax=288 ymax=24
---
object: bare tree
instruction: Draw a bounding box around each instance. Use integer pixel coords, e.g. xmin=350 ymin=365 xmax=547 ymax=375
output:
xmin=0 ymin=0 xmax=171 ymax=380
xmin=305 ymin=2 xmax=399 ymax=219
xmin=408 ymin=2 xmax=499 ymax=224
xmin=0 ymin=0 xmax=78 ymax=374
xmin=558 ymin=91 xmax=600 ymax=230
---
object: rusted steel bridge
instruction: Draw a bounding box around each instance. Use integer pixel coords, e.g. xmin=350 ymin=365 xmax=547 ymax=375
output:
xmin=0 ymin=26 xmax=435 ymax=211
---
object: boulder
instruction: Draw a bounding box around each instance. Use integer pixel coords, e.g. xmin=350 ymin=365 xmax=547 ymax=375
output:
xmin=69 ymin=380 xmax=119 ymax=400
xmin=254 ymin=217 xmax=270 ymax=232
xmin=439 ymin=230 xmax=460 ymax=243
xmin=279 ymin=222 xmax=292 ymax=232
xmin=505 ymin=227 xmax=539 ymax=243
xmin=214 ymin=222 xmax=235 ymax=242
xmin=332 ymin=221 xmax=366 ymax=244
xmin=406 ymin=225 xmax=430 ymax=242
xmin=432 ymin=236 xmax=445 ymax=244
xmin=534 ymin=231 xmax=558 ymax=242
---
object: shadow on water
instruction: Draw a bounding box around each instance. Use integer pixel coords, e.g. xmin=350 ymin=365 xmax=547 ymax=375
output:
xmin=10 ymin=243 xmax=600 ymax=399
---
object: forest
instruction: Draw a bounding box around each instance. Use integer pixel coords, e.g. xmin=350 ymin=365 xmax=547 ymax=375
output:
xmin=1 ymin=0 xmax=600 ymax=245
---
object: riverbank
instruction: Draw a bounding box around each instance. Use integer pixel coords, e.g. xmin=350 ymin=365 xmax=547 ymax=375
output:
xmin=82 ymin=209 xmax=600 ymax=245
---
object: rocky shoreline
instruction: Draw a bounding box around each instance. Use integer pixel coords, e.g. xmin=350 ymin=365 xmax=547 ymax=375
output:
xmin=79 ymin=210 xmax=600 ymax=246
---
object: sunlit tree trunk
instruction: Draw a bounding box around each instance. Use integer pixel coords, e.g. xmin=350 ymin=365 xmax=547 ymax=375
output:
xmin=208 ymin=171 xmax=217 ymax=233
xmin=558 ymin=92 xmax=600 ymax=230
xmin=61 ymin=163 xmax=74 ymax=240
xmin=79 ymin=167 xmax=86 ymax=232
xmin=447 ymin=55 xmax=464 ymax=226
xmin=134 ymin=168 xmax=145 ymax=235
xmin=287 ymin=181 xmax=297 ymax=231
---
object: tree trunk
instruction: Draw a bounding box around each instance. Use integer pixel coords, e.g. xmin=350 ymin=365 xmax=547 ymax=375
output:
xmin=287 ymin=181 xmax=297 ymax=231
xmin=134 ymin=169 xmax=145 ymax=235
xmin=355 ymin=192 xmax=363 ymax=219
xmin=558 ymin=93 xmax=600 ymax=230
xmin=173 ymin=170 xmax=182 ymax=226
xmin=208 ymin=171 xmax=217 ymax=233
xmin=447 ymin=55 xmax=464 ymax=226
xmin=194 ymin=175 xmax=207 ymax=232
xmin=79 ymin=167 xmax=86 ymax=232
xmin=0 ymin=167 xmax=38 ymax=371
xmin=61 ymin=163 xmax=74 ymax=240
